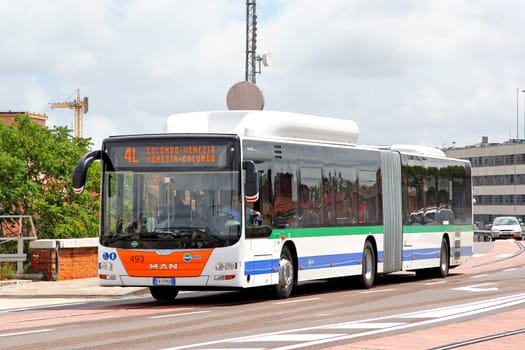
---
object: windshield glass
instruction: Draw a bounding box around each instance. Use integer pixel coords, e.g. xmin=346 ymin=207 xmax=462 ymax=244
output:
xmin=493 ymin=217 xmax=519 ymax=226
xmin=101 ymin=170 xmax=241 ymax=249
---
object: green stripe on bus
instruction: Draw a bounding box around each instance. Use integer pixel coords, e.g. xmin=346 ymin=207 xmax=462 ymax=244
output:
xmin=402 ymin=225 xmax=473 ymax=233
xmin=269 ymin=224 xmax=473 ymax=239
xmin=270 ymin=226 xmax=384 ymax=239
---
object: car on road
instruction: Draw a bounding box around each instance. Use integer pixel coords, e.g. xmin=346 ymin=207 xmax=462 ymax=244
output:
xmin=490 ymin=216 xmax=523 ymax=240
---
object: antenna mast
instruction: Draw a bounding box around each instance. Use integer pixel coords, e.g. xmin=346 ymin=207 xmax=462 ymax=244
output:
xmin=245 ymin=1 xmax=258 ymax=83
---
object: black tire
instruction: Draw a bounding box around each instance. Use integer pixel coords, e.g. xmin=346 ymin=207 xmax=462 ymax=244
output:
xmin=437 ymin=237 xmax=450 ymax=278
xmin=273 ymin=246 xmax=295 ymax=299
xmin=360 ymin=240 xmax=376 ymax=289
xmin=149 ymin=286 xmax=179 ymax=302
xmin=416 ymin=237 xmax=449 ymax=279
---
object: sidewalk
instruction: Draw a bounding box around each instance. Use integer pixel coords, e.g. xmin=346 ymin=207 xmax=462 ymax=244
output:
xmin=0 ymin=277 xmax=148 ymax=298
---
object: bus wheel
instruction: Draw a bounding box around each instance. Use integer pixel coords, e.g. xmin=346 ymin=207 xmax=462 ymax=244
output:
xmin=360 ymin=240 xmax=376 ymax=289
xmin=149 ymin=286 xmax=179 ymax=302
xmin=437 ymin=238 xmax=450 ymax=278
xmin=274 ymin=246 xmax=295 ymax=299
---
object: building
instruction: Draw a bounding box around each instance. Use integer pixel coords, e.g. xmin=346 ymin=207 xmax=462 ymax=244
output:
xmin=0 ymin=111 xmax=48 ymax=126
xmin=445 ymin=137 xmax=525 ymax=228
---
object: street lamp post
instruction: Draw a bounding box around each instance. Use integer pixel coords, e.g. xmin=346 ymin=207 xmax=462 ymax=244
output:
xmin=522 ymin=90 xmax=525 ymax=140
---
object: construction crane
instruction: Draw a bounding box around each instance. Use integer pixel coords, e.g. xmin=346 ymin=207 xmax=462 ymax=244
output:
xmin=50 ymin=88 xmax=88 ymax=138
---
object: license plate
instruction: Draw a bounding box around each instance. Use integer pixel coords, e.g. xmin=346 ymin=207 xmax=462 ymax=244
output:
xmin=153 ymin=277 xmax=175 ymax=286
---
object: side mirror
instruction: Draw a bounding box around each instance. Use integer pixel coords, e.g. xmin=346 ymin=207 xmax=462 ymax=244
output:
xmin=243 ymin=160 xmax=259 ymax=202
xmin=72 ymin=150 xmax=102 ymax=194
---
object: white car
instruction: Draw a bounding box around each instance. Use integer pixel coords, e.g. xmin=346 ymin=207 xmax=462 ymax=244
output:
xmin=490 ymin=216 xmax=523 ymax=240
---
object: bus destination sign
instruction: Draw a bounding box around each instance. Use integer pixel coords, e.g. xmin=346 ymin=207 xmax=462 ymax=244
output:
xmin=108 ymin=143 xmax=229 ymax=168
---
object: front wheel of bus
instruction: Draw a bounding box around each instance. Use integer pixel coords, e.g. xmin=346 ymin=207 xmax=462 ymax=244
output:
xmin=149 ymin=286 xmax=179 ymax=302
xmin=360 ymin=240 xmax=376 ymax=289
xmin=274 ymin=246 xmax=295 ymax=299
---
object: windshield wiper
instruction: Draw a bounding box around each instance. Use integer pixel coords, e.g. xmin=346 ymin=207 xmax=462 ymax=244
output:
xmin=103 ymin=232 xmax=149 ymax=244
xmin=157 ymin=226 xmax=222 ymax=242
xmin=157 ymin=226 xmax=207 ymax=233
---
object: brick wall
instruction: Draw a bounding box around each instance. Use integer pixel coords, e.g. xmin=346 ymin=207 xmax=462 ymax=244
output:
xmin=29 ymin=238 xmax=98 ymax=281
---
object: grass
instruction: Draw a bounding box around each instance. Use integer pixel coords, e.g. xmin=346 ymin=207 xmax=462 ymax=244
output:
xmin=0 ymin=262 xmax=15 ymax=280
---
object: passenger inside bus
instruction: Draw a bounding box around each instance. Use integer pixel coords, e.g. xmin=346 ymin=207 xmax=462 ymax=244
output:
xmin=220 ymin=196 xmax=262 ymax=225
xmin=221 ymin=196 xmax=241 ymax=221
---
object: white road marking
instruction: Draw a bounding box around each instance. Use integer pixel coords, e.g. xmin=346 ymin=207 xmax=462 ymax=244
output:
xmin=233 ymin=333 xmax=346 ymax=342
xmin=275 ymin=297 xmax=320 ymax=305
xmin=360 ymin=288 xmax=395 ymax=294
xmin=0 ymin=329 xmax=54 ymax=338
xmin=148 ymin=310 xmax=210 ymax=319
xmin=267 ymin=293 xmax=525 ymax=350
xmin=470 ymin=274 xmax=489 ymax=278
xmin=328 ymin=322 xmax=405 ymax=329
xmin=162 ymin=293 xmax=525 ymax=350
xmin=0 ymin=298 xmax=94 ymax=312
xmin=425 ymin=281 xmax=447 ymax=286
xmin=401 ymin=292 xmax=518 ymax=319
xmin=453 ymin=283 xmax=498 ymax=292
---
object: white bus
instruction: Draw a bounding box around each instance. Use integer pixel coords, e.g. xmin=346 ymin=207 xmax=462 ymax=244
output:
xmin=73 ymin=111 xmax=473 ymax=301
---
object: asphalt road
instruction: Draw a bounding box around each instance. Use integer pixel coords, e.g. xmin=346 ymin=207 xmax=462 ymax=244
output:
xmin=1 ymin=240 xmax=524 ymax=350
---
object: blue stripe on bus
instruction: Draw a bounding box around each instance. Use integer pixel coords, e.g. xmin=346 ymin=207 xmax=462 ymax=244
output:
xmin=402 ymin=247 xmax=441 ymax=261
xmin=297 ymin=252 xmax=363 ymax=270
xmin=402 ymin=246 xmax=473 ymax=261
xmin=244 ymin=259 xmax=279 ymax=275
xmin=244 ymin=246 xmax=472 ymax=276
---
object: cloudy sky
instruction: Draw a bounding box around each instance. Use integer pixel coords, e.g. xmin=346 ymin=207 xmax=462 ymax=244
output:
xmin=2 ymin=0 xmax=525 ymax=149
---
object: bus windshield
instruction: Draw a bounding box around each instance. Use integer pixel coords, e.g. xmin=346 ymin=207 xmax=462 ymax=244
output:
xmin=102 ymin=170 xmax=241 ymax=249
xmin=100 ymin=136 xmax=241 ymax=249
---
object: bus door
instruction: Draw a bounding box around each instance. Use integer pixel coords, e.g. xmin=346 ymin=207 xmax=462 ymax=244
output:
xmin=243 ymin=160 xmax=275 ymax=286
xmin=380 ymin=151 xmax=403 ymax=273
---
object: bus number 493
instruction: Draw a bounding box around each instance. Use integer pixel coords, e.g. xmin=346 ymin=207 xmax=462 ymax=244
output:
xmin=130 ymin=255 xmax=145 ymax=263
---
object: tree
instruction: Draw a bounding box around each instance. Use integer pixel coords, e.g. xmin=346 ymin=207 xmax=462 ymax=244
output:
xmin=0 ymin=115 xmax=100 ymax=238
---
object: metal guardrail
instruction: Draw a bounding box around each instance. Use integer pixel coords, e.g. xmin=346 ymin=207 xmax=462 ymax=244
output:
xmin=0 ymin=215 xmax=37 ymax=275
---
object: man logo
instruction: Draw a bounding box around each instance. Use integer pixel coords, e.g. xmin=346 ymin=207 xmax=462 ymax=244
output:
xmin=149 ymin=263 xmax=178 ymax=270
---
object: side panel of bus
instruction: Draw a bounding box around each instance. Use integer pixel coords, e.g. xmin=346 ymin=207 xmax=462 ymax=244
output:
xmin=242 ymin=138 xmax=385 ymax=284
xmin=399 ymin=154 xmax=473 ymax=271
xmin=242 ymin=139 xmax=473 ymax=286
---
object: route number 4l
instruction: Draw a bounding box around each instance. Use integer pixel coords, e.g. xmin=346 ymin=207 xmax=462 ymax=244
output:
xmin=124 ymin=147 xmax=139 ymax=163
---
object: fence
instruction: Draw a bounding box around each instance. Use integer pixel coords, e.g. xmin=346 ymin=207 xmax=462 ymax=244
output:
xmin=0 ymin=215 xmax=37 ymax=275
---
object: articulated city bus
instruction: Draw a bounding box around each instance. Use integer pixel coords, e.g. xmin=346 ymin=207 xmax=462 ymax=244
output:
xmin=73 ymin=111 xmax=473 ymax=301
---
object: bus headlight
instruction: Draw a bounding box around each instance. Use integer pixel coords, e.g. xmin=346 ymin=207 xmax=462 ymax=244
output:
xmin=99 ymin=262 xmax=114 ymax=271
xmin=215 ymin=262 xmax=237 ymax=271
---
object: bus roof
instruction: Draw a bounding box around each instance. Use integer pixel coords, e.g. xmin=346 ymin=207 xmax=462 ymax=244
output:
xmin=165 ymin=110 xmax=359 ymax=144
xmin=375 ymin=144 xmax=447 ymax=158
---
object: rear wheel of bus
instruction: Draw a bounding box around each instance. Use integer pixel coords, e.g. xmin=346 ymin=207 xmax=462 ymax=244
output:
xmin=360 ymin=240 xmax=376 ymax=289
xmin=437 ymin=237 xmax=450 ymax=278
xmin=416 ymin=237 xmax=450 ymax=279
xmin=149 ymin=286 xmax=179 ymax=302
